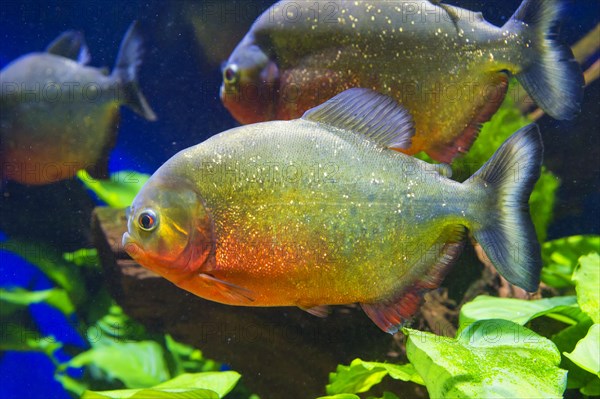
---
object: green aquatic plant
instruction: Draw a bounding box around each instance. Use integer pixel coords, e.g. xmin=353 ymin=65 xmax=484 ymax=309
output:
xmin=324 ymin=359 xmax=423 ymax=395
xmin=0 ymin=242 xmax=251 ymax=398
xmin=324 ymin=320 xmax=567 ymax=399
xmin=405 ymin=320 xmax=566 ymax=398
xmin=323 ymin=241 xmax=600 ymax=398
xmin=77 ymin=170 xmax=150 ymax=208
xmin=542 ymin=236 xmax=600 ymax=290
xmin=82 ymin=371 xmax=241 ymax=399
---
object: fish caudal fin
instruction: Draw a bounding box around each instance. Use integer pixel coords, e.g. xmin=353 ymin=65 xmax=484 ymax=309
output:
xmin=509 ymin=0 xmax=584 ymax=120
xmin=466 ymin=124 xmax=543 ymax=292
xmin=112 ymin=21 xmax=157 ymax=121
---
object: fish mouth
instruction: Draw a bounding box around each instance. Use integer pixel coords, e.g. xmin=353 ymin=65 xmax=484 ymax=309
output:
xmin=122 ymin=232 xmax=142 ymax=259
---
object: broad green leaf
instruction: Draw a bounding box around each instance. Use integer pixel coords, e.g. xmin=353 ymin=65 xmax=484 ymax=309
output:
xmin=82 ymin=372 xmax=240 ymax=399
xmin=81 ymin=388 xmax=219 ymax=399
xmin=564 ymin=324 xmax=600 ymax=376
xmin=572 ymin=253 xmax=600 ymax=322
xmin=317 ymin=395 xmax=360 ymax=399
xmin=0 ymin=287 xmax=74 ymax=315
xmin=405 ymin=319 xmax=567 ymax=399
xmin=77 ymin=170 xmax=150 ymax=208
xmin=69 ymin=341 xmax=170 ymax=388
xmin=550 ymin=316 xmax=596 ymax=390
xmin=154 ymin=372 xmax=240 ymax=397
xmin=459 ymin=295 xmax=579 ymax=328
xmin=541 ymin=235 xmax=600 ymax=289
xmin=326 ymin=358 xmax=423 ymax=395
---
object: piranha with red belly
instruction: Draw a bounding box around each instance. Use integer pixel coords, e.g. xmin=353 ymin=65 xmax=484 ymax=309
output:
xmin=123 ymin=89 xmax=543 ymax=333
xmin=220 ymin=0 xmax=582 ymax=162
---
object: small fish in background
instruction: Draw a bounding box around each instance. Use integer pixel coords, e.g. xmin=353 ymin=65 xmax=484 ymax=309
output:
xmin=123 ymin=89 xmax=543 ymax=334
xmin=0 ymin=21 xmax=157 ymax=186
xmin=220 ymin=0 xmax=583 ymax=163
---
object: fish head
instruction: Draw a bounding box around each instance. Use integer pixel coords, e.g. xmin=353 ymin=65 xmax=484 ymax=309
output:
xmin=122 ymin=174 xmax=214 ymax=281
xmin=220 ymin=39 xmax=279 ymax=124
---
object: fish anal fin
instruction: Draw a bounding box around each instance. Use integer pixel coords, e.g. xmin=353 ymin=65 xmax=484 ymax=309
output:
xmin=299 ymin=305 xmax=331 ymax=318
xmin=198 ymin=273 xmax=255 ymax=304
xmin=428 ymin=75 xmax=508 ymax=163
xmin=361 ymin=226 xmax=466 ymax=334
xmin=302 ymin=88 xmax=415 ymax=150
xmin=46 ymin=31 xmax=91 ymax=64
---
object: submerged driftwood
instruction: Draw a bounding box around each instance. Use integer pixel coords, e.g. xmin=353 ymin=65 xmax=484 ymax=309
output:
xmin=93 ymin=206 xmax=509 ymax=398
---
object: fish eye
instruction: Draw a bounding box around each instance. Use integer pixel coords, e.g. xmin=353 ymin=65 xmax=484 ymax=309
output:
xmin=223 ymin=64 xmax=239 ymax=84
xmin=138 ymin=210 xmax=158 ymax=232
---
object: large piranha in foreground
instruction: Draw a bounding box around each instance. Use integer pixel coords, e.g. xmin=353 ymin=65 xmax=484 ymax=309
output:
xmin=221 ymin=0 xmax=582 ymax=162
xmin=123 ymin=89 xmax=543 ymax=333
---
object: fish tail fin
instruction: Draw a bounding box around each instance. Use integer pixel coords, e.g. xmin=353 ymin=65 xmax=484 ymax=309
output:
xmin=465 ymin=124 xmax=543 ymax=292
xmin=508 ymin=0 xmax=583 ymax=120
xmin=112 ymin=21 xmax=157 ymax=121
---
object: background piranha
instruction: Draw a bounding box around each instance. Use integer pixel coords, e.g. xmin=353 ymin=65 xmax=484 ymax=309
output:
xmin=123 ymin=89 xmax=543 ymax=333
xmin=0 ymin=21 xmax=156 ymax=185
xmin=221 ymin=0 xmax=583 ymax=162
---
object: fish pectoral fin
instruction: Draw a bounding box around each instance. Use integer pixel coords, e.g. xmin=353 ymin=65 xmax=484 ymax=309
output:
xmin=299 ymin=305 xmax=331 ymax=318
xmin=46 ymin=31 xmax=91 ymax=64
xmin=197 ymin=273 xmax=255 ymax=304
xmin=361 ymin=226 xmax=466 ymax=334
xmin=301 ymin=88 xmax=415 ymax=150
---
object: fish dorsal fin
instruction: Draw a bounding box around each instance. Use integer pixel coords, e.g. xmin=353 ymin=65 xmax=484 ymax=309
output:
xmin=361 ymin=226 xmax=466 ymax=334
xmin=302 ymin=88 xmax=415 ymax=150
xmin=46 ymin=31 xmax=91 ymax=64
